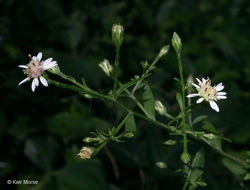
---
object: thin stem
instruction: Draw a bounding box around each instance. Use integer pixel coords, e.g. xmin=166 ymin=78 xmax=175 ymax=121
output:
xmin=187 ymin=86 xmax=192 ymax=126
xmin=112 ymin=113 xmax=131 ymax=135
xmin=114 ymin=46 xmax=120 ymax=98
xmin=51 ymin=73 xmax=247 ymax=168
xmin=200 ymin=136 xmax=247 ymax=168
xmin=177 ymin=53 xmax=188 ymax=154
xmin=182 ymin=182 xmax=188 ymax=190
xmin=132 ymin=54 xmax=161 ymax=94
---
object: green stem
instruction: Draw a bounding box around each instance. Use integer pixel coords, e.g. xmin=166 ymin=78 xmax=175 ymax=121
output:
xmin=50 ymin=73 xmax=247 ymax=168
xmin=113 ymin=113 xmax=131 ymax=135
xmin=187 ymin=86 xmax=192 ymax=126
xmin=132 ymin=54 xmax=161 ymax=94
xmin=177 ymin=53 xmax=188 ymax=154
xmin=182 ymin=182 xmax=188 ymax=190
xmin=114 ymin=46 xmax=120 ymax=98
xmin=200 ymin=136 xmax=247 ymax=168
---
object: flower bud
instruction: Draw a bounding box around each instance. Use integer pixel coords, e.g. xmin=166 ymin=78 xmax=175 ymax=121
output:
xmin=203 ymin=133 xmax=216 ymax=139
xmin=156 ymin=161 xmax=168 ymax=168
xmin=83 ymin=137 xmax=98 ymax=143
xmin=112 ymin=24 xmax=124 ymax=47
xmin=48 ymin=65 xmax=61 ymax=75
xmin=98 ymin=59 xmax=113 ymax=77
xmin=172 ymin=32 xmax=182 ymax=53
xmin=123 ymin=132 xmax=134 ymax=138
xmin=155 ymin=100 xmax=167 ymax=115
xmin=158 ymin=45 xmax=170 ymax=58
xmin=187 ymin=74 xmax=193 ymax=84
xmin=163 ymin=139 xmax=176 ymax=146
xmin=181 ymin=152 xmax=191 ymax=164
xmin=83 ymin=94 xmax=92 ymax=99
xmin=77 ymin=146 xmax=94 ymax=159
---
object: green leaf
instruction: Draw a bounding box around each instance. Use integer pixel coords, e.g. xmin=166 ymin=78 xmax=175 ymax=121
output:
xmin=244 ymin=173 xmax=250 ymax=181
xmin=125 ymin=114 xmax=136 ymax=132
xmin=186 ymin=149 xmax=205 ymax=190
xmin=222 ymin=158 xmax=246 ymax=176
xmin=55 ymin=161 xmax=107 ymax=190
xmin=24 ymin=137 xmax=60 ymax=171
xmin=202 ymin=121 xmax=217 ymax=134
xmin=117 ymin=74 xmax=150 ymax=97
xmin=192 ymin=115 xmax=207 ymax=125
xmin=142 ymin=84 xmax=155 ymax=120
xmin=189 ymin=149 xmax=205 ymax=183
xmin=176 ymin=92 xmax=184 ymax=112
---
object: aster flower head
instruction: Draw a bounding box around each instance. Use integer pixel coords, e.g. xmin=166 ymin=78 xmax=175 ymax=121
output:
xmin=77 ymin=146 xmax=94 ymax=159
xmin=187 ymin=77 xmax=227 ymax=112
xmin=18 ymin=52 xmax=57 ymax=92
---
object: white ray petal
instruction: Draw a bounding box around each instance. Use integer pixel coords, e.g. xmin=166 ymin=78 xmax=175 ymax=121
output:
xmin=40 ymin=76 xmax=48 ymax=86
xmin=196 ymin=78 xmax=202 ymax=85
xmin=43 ymin=58 xmax=53 ymax=66
xmin=209 ymin=100 xmax=219 ymax=112
xmin=31 ymin=79 xmax=36 ymax=92
xmin=217 ymin=92 xmax=227 ymax=95
xmin=217 ymin=96 xmax=227 ymax=99
xmin=18 ymin=77 xmax=30 ymax=86
xmin=192 ymin=83 xmax=200 ymax=89
xmin=202 ymin=78 xmax=206 ymax=85
xmin=34 ymin=78 xmax=39 ymax=86
xmin=37 ymin=52 xmax=42 ymax=61
xmin=18 ymin=65 xmax=28 ymax=69
xmin=216 ymin=83 xmax=224 ymax=91
xmin=186 ymin=93 xmax=199 ymax=98
xmin=44 ymin=62 xmax=57 ymax=70
xmin=196 ymin=98 xmax=204 ymax=103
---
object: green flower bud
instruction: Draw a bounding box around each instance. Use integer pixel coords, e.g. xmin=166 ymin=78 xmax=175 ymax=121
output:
xmin=156 ymin=161 xmax=168 ymax=168
xmin=83 ymin=94 xmax=92 ymax=99
xmin=83 ymin=137 xmax=98 ymax=143
xmin=155 ymin=100 xmax=167 ymax=115
xmin=172 ymin=32 xmax=182 ymax=54
xmin=112 ymin=24 xmax=124 ymax=47
xmin=158 ymin=45 xmax=170 ymax=58
xmin=123 ymin=132 xmax=134 ymax=138
xmin=48 ymin=65 xmax=61 ymax=75
xmin=98 ymin=59 xmax=113 ymax=77
xmin=181 ymin=152 xmax=191 ymax=164
xmin=163 ymin=139 xmax=176 ymax=146
xmin=203 ymin=133 xmax=216 ymax=139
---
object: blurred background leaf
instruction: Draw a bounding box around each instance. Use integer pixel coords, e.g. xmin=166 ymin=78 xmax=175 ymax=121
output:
xmin=0 ymin=0 xmax=249 ymax=189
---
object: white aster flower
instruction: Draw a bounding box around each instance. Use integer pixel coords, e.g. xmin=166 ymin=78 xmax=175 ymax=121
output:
xmin=186 ymin=77 xmax=227 ymax=112
xmin=18 ymin=52 xmax=57 ymax=92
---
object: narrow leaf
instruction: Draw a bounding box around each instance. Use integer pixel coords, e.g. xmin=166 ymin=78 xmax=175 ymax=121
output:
xmin=176 ymin=92 xmax=184 ymax=112
xmin=142 ymin=84 xmax=155 ymax=120
xmin=117 ymin=74 xmax=150 ymax=97
xmin=192 ymin=115 xmax=207 ymax=125
xmin=189 ymin=149 xmax=205 ymax=182
xmin=222 ymin=158 xmax=246 ymax=176
xmin=125 ymin=114 xmax=136 ymax=132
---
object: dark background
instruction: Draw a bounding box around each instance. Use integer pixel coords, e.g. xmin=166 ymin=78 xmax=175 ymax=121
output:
xmin=0 ymin=0 xmax=250 ymax=189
